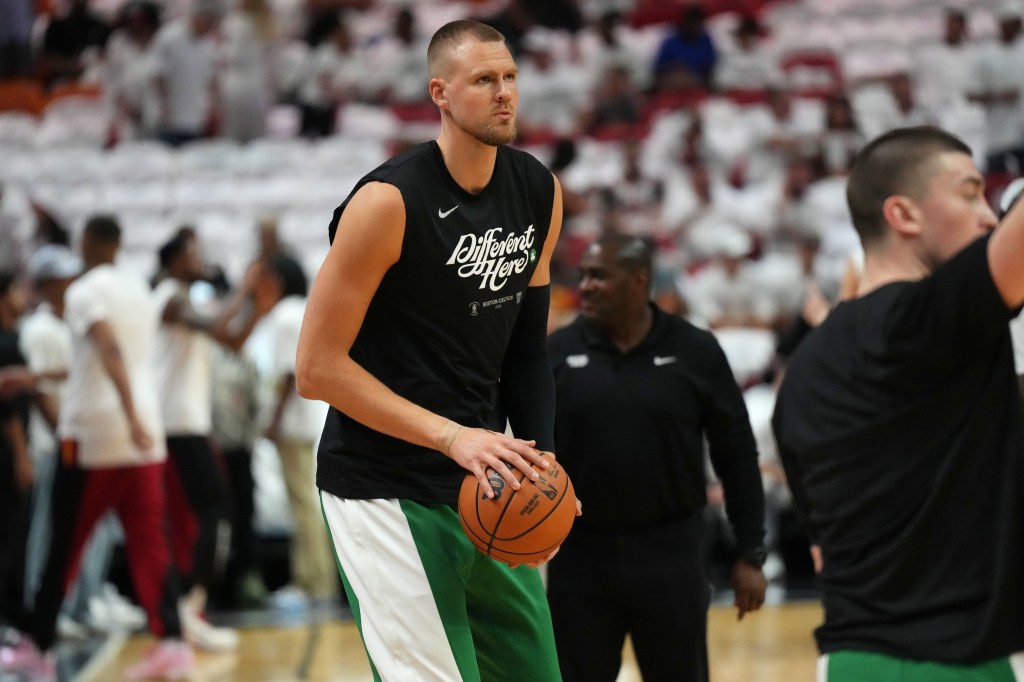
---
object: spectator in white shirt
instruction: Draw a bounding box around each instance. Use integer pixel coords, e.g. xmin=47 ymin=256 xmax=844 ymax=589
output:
xmin=714 ymin=15 xmax=780 ymax=93
xmin=968 ymin=6 xmax=1024 ymax=172
xmin=152 ymin=0 xmax=223 ymax=146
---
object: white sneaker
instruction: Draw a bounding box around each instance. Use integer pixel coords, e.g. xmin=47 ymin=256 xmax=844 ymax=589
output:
xmin=179 ymin=599 xmax=238 ymax=653
xmin=57 ymin=615 xmax=92 ymax=641
xmin=87 ymin=584 xmax=147 ymax=634
xmin=268 ymin=585 xmax=310 ymax=611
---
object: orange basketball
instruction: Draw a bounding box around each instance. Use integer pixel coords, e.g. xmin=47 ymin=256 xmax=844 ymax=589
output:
xmin=458 ymin=451 xmax=577 ymax=564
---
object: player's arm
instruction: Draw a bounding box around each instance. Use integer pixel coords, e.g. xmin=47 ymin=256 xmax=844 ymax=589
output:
xmin=500 ymin=175 xmax=563 ymax=452
xmin=162 ymin=264 xmax=276 ymax=352
xmin=296 ymin=182 xmax=549 ymax=496
xmin=88 ymin=319 xmax=153 ymax=451
xmin=703 ymin=339 xmax=767 ymax=618
xmin=2 ymin=412 xmax=31 ymax=489
xmin=990 ymin=182 xmax=1024 ymax=308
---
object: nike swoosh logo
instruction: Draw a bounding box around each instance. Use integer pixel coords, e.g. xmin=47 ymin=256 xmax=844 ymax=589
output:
xmin=653 ymin=356 xmax=677 ymax=366
xmin=438 ymin=205 xmax=459 ymax=218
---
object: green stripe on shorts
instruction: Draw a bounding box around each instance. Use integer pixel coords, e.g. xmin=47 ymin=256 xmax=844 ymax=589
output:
xmin=399 ymin=499 xmax=561 ymax=682
xmin=825 ymin=650 xmax=1018 ymax=682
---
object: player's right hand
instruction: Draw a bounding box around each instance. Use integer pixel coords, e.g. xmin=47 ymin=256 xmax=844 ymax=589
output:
xmin=446 ymin=427 xmax=551 ymax=499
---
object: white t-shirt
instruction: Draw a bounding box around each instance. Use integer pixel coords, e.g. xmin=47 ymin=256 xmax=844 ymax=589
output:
xmin=267 ymin=295 xmax=327 ymax=441
xmin=298 ymin=42 xmax=365 ymax=108
xmin=104 ymin=29 xmax=162 ymax=134
xmin=19 ymin=303 xmax=72 ymax=461
xmin=60 ymin=265 xmax=165 ymax=468
xmin=152 ymin=19 xmax=219 ymax=131
xmin=153 ymin=278 xmax=213 ymax=436
xmin=969 ymin=39 xmax=1024 ymax=152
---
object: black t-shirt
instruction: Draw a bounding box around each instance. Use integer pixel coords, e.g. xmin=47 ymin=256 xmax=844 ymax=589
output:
xmin=318 ymin=141 xmax=554 ymax=505
xmin=0 ymin=328 xmax=30 ymax=461
xmin=547 ymin=305 xmax=765 ymax=551
xmin=43 ymin=11 xmax=110 ymax=58
xmin=772 ymin=234 xmax=1024 ymax=662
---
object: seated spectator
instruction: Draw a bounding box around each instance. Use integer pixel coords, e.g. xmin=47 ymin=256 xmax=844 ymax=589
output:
xmin=579 ymin=63 xmax=641 ymax=137
xmin=817 ymin=94 xmax=863 ymax=176
xmin=685 ymin=227 xmax=777 ymax=330
xmin=104 ymin=0 xmax=162 ymax=141
xmin=152 ymin=0 xmax=223 ymax=146
xmin=911 ymin=7 xmax=976 ymax=110
xmin=295 ymin=12 xmax=365 ymax=137
xmin=743 ymin=87 xmax=822 ymax=183
xmin=363 ymin=7 xmax=429 ymax=105
xmin=714 ymin=15 xmax=780 ymax=93
xmin=651 ymin=5 xmax=717 ymax=92
xmin=576 ymin=9 xmax=653 ymax=93
xmin=967 ymin=5 xmax=1024 ymax=173
xmin=36 ymin=0 xmax=111 ymax=89
xmin=0 ymin=0 xmax=33 ymax=77
xmin=598 ymin=137 xmax=666 ymax=238
xmin=220 ymin=0 xmax=279 ymax=142
xmin=515 ymin=28 xmax=588 ymax=140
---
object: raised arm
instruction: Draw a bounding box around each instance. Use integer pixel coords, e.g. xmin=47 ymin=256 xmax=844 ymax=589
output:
xmin=990 ymin=185 xmax=1024 ymax=308
xmin=295 ymin=182 xmax=549 ymax=496
xmin=162 ymin=263 xmax=278 ymax=353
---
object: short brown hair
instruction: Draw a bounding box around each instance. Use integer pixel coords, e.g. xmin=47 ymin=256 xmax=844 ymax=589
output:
xmin=427 ymin=19 xmax=505 ymax=78
xmin=846 ymin=126 xmax=972 ymax=247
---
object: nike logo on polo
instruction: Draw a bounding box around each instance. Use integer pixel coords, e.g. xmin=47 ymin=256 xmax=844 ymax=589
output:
xmin=438 ymin=205 xmax=459 ymax=218
xmin=566 ymin=354 xmax=589 ymax=368
xmin=653 ymin=356 xmax=677 ymax=366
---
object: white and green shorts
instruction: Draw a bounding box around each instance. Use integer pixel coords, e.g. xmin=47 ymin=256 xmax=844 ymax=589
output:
xmin=321 ymin=492 xmax=561 ymax=682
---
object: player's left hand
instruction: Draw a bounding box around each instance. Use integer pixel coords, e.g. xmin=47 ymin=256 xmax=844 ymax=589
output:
xmin=506 ymin=498 xmax=581 ymax=569
xmin=730 ymin=559 xmax=767 ymax=621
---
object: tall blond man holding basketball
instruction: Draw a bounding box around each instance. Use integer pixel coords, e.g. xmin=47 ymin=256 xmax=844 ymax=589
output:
xmin=296 ymin=19 xmax=568 ymax=681
xmin=773 ymin=127 xmax=1024 ymax=681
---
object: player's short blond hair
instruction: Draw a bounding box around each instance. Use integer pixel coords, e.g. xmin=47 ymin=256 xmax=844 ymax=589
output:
xmin=427 ymin=19 xmax=506 ymax=78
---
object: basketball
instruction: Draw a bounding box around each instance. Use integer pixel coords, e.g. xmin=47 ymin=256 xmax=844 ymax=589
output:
xmin=458 ymin=451 xmax=577 ymax=564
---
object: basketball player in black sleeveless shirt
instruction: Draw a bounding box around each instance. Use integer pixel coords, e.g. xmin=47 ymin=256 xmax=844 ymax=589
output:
xmin=296 ymin=19 xmax=571 ymax=681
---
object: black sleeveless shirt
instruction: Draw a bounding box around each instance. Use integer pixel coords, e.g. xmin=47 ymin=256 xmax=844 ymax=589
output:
xmin=318 ymin=141 xmax=555 ymax=504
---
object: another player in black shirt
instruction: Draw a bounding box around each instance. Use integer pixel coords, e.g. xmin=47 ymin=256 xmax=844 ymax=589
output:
xmin=773 ymin=127 xmax=1024 ymax=679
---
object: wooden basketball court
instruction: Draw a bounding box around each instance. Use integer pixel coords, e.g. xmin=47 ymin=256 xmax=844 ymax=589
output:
xmin=81 ymin=600 xmax=823 ymax=681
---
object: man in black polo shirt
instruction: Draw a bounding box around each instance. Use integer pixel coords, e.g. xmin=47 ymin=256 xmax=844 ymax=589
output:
xmin=547 ymin=234 xmax=767 ymax=682
xmin=773 ymin=126 xmax=1024 ymax=680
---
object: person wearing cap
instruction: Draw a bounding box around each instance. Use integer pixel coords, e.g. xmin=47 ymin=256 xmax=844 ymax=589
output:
xmin=17 ymin=245 xmax=145 ymax=641
xmin=20 ymin=246 xmax=78 ymax=615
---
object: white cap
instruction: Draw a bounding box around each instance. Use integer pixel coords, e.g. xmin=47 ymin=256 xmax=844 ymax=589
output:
xmin=27 ymin=244 xmax=82 ymax=281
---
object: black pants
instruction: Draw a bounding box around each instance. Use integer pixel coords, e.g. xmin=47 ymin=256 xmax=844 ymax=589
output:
xmin=166 ymin=436 xmax=230 ymax=594
xmin=0 ymin=446 xmax=31 ymax=631
xmin=220 ymin=446 xmax=259 ymax=595
xmin=547 ymin=513 xmax=710 ymax=682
